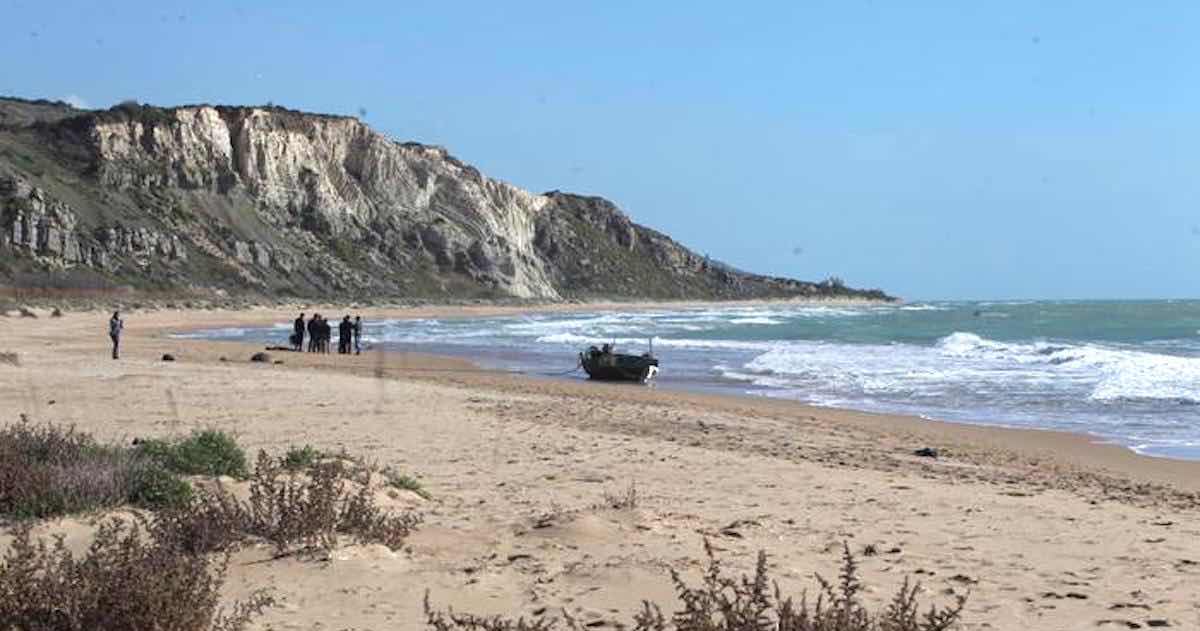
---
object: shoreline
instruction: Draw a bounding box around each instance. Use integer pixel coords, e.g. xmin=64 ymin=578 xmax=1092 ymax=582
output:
xmin=151 ymin=304 xmax=1200 ymax=476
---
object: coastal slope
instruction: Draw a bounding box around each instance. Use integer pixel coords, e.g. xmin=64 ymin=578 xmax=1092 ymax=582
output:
xmin=0 ymin=97 xmax=891 ymax=302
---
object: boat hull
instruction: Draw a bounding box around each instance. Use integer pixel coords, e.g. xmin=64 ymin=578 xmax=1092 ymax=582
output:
xmin=580 ymin=350 xmax=659 ymax=383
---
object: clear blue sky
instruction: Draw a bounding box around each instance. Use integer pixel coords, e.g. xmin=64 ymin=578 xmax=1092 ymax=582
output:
xmin=4 ymin=1 xmax=1199 ymax=300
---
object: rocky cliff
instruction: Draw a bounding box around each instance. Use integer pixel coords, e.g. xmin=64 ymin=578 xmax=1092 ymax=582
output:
xmin=0 ymin=97 xmax=892 ymax=302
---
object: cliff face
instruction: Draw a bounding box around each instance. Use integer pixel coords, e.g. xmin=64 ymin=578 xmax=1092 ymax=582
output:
xmin=0 ymin=98 xmax=892 ymax=302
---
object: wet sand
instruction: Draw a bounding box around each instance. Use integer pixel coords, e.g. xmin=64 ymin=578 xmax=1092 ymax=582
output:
xmin=3 ymin=305 xmax=1200 ymax=630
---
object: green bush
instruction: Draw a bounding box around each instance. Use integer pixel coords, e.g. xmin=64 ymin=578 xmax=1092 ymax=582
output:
xmin=281 ymin=444 xmax=322 ymax=471
xmin=129 ymin=462 xmax=194 ymax=510
xmin=138 ymin=430 xmax=248 ymax=478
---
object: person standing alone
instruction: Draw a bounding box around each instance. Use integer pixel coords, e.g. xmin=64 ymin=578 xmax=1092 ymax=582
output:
xmin=109 ymin=311 xmax=123 ymax=359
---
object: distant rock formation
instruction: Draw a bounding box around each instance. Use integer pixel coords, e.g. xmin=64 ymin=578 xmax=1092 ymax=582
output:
xmin=0 ymin=97 xmax=893 ymax=302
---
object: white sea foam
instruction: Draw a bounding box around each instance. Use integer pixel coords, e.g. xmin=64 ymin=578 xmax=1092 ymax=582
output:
xmin=729 ymin=317 xmax=784 ymax=325
xmin=170 ymin=327 xmax=251 ymax=339
xmin=535 ymin=332 xmax=772 ymax=352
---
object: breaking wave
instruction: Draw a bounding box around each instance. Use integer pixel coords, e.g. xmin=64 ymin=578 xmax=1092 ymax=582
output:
xmin=739 ymin=331 xmax=1200 ymax=405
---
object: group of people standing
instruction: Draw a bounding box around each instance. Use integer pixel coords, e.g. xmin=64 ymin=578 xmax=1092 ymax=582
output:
xmin=292 ymin=313 xmax=363 ymax=355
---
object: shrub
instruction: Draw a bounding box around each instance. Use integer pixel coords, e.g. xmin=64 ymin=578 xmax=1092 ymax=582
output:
xmin=0 ymin=421 xmax=144 ymax=519
xmin=425 ymin=592 xmax=556 ymax=631
xmin=157 ymin=451 xmax=422 ymax=556
xmin=242 ymin=452 xmax=421 ymax=554
xmin=426 ymin=543 xmax=966 ymax=631
xmin=282 ymin=444 xmax=322 ymax=471
xmin=128 ymin=462 xmax=194 ymax=510
xmin=138 ymin=429 xmax=248 ymax=478
xmin=0 ymin=518 xmax=273 ymax=631
xmin=151 ymin=486 xmax=248 ymax=556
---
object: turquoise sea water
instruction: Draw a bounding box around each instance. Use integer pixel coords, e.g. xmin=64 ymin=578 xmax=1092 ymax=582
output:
xmin=182 ymin=300 xmax=1200 ymax=460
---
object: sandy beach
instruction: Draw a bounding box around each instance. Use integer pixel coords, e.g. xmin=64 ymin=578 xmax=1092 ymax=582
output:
xmin=3 ymin=305 xmax=1200 ymax=630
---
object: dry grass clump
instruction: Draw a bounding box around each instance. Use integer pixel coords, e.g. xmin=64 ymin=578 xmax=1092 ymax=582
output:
xmin=600 ymin=481 xmax=639 ymax=510
xmin=157 ymin=451 xmax=422 ymax=556
xmin=426 ymin=543 xmax=966 ymax=631
xmin=0 ymin=518 xmax=273 ymax=631
xmin=0 ymin=419 xmax=190 ymax=519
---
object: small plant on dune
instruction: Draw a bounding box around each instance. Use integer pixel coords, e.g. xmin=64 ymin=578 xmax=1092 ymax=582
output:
xmin=158 ymin=451 xmax=422 ymax=557
xmin=243 ymin=452 xmax=344 ymax=553
xmin=137 ymin=429 xmax=249 ymax=478
xmin=425 ymin=542 xmax=966 ymax=631
xmin=150 ymin=485 xmax=248 ymax=556
xmin=0 ymin=518 xmax=274 ymax=631
xmin=340 ymin=472 xmax=423 ymax=550
xmin=425 ymin=592 xmax=557 ymax=631
xmin=380 ymin=465 xmax=431 ymax=500
xmin=633 ymin=542 xmax=966 ymax=631
xmin=281 ymin=444 xmax=322 ymax=471
xmin=242 ymin=452 xmax=422 ymax=554
xmin=600 ymin=481 xmax=639 ymax=511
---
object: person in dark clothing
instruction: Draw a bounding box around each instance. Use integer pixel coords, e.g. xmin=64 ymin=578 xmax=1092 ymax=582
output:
xmin=292 ymin=313 xmax=306 ymax=351
xmin=353 ymin=316 xmax=363 ymax=355
xmin=338 ymin=316 xmax=353 ymax=354
xmin=109 ymin=311 xmax=123 ymax=359
xmin=308 ymin=314 xmax=322 ymax=352
xmin=320 ymin=317 xmax=333 ymax=354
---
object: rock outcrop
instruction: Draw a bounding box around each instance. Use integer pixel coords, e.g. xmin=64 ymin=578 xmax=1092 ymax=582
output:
xmin=0 ymin=97 xmax=892 ymax=302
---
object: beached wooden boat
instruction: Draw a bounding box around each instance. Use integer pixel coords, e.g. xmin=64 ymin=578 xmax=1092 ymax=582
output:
xmin=580 ymin=344 xmax=659 ymax=383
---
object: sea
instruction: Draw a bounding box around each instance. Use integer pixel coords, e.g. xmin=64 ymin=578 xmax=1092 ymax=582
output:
xmin=177 ymin=300 xmax=1200 ymax=460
